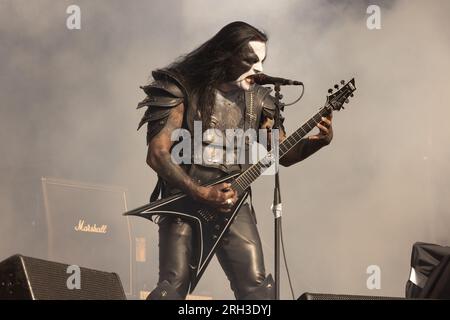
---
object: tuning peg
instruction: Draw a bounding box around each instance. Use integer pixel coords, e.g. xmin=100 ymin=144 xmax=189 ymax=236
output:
xmin=334 ymin=84 xmax=339 ymax=89
xmin=340 ymin=80 xmax=345 ymax=85
xmin=341 ymin=106 xmax=345 ymax=110
xmin=345 ymin=99 xmax=349 ymax=103
xmin=328 ymin=89 xmax=333 ymax=94
xmin=350 ymin=94 xmax=354 ymax=97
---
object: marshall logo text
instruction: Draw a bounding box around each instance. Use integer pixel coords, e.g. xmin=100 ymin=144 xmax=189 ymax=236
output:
xmin=74 ymin=219 xmax=107 ymax=234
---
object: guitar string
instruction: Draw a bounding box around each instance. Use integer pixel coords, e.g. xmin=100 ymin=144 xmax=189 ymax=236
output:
xmin=234 ymin=87 xmax=352 ymax=190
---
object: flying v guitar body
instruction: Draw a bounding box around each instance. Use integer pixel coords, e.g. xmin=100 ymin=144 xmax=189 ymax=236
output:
xmin=124 ymin=172 xmax=249 ymax=293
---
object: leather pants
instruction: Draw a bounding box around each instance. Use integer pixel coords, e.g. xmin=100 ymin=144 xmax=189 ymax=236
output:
xmin=154 ymin=203 xmax=267 ymax=300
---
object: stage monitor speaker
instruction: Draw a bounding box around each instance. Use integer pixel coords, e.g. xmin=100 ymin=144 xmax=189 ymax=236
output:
xmin=298 ymin=292 xmax=404 ymax=300
xmin=0 ymin=254 xmax=126 ymax=300
xmin=406 ymin=242 xmax=450 ymax=299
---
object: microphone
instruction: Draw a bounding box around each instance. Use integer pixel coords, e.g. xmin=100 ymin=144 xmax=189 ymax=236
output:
xmin=250 ymin=73 xmax=303 ymax=86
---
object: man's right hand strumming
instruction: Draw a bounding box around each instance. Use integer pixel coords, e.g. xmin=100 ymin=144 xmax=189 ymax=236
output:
xmin=194 ymin=183 xmax=238 ymax=213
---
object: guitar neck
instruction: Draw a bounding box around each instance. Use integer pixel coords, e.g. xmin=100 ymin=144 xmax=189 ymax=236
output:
xmin=279 ymin=106 xmax=332 ymax=158
xmin=231 ymin=105 xmax=332 ymax=193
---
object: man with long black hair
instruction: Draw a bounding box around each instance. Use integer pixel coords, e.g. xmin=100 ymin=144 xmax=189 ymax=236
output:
xmin=138 ymin=21 xmax=333 ymax=299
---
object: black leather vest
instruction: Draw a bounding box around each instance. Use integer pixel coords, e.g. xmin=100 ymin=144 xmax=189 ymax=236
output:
xmin=150 ymin=69 xmax=274 ymax=192
xmin=184 ymin=87 xmax=268 ymax=175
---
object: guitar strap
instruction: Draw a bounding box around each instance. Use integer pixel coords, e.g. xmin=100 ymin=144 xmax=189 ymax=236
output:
xmin=244 ymin=90 xmax=257 ymax=131
xmin=244 ymin=89 xmax=258 ymax=222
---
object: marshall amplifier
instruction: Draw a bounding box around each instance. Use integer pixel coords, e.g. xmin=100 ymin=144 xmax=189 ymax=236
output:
xmin=41 ymin=177 xmax=133 ymax=297
xmin=0 ymin=254 xmax=126 ymax=300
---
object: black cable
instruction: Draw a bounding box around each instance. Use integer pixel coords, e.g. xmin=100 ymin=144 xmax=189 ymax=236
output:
xmin=276 ymin=82 xmax=305 ymax=300
xmin=280 ymin=220 xmax=296 ymax=299
xmin=280 ymin=82 xmax=305 ymax=300
xmin=283 ymin=83 xmax=305 ymax=107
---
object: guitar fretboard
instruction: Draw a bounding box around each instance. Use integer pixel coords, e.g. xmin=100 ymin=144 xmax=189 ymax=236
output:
xmin=231 ymin=105 xmax=332 ymax=193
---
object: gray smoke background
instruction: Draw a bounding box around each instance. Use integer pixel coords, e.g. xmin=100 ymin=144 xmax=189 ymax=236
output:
xmin=1 ymin=0 xmax=449 ymax=299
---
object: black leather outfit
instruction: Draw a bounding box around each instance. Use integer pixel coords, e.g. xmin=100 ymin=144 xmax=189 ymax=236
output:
xmin=138 ymin=69 xmax=276 ymax=299
xmin=157 ymin=203 xmax=268 ymax=299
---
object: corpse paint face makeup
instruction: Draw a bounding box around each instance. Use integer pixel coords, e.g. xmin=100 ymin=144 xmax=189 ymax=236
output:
xmin=228 ymin=41 xmax=267 ymax=91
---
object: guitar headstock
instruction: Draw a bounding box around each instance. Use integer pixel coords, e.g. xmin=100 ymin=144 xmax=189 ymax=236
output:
xmin=326 ymin=78 xmax=356 ymax=111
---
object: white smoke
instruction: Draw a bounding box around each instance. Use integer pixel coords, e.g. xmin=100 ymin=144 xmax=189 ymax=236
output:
xmin=1 ymin=0 xmax=449 ymax=299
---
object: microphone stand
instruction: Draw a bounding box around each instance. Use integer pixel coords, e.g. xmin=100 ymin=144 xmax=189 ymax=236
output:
xmin=272 ymin=83 xmax=284 ymax=300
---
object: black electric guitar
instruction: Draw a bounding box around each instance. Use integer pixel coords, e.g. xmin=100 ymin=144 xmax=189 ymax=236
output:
xmin=124 ymin=78 xmax=356 ymax=293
